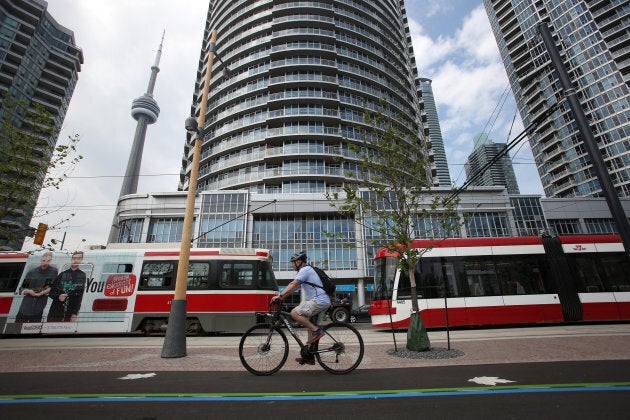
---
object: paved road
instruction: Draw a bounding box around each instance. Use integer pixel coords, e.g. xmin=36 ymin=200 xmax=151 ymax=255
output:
xmin=1 ymin=361 xmax=628 ymax=419
xmin=1 ymin=324 xmax=629 ymax=419
xmin=1 ymin=323 xmax=628 ymax=372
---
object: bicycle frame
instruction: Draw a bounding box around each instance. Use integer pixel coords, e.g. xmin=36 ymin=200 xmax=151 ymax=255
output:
xmin=261 ymin=305 xmax=328 ymax=355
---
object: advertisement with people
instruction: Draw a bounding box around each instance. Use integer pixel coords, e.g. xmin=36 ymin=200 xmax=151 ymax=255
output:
xmin=5 ymin=251 xmax=93 ymax=334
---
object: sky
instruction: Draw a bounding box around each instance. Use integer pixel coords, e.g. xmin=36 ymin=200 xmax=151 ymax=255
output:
xmin=29 ymin=0 xmax=544 ymax=251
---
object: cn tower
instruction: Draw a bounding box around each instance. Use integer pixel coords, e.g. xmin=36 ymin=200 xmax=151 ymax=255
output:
xmin=120 ymin=32 xmax=163 ymax=196
xmin=109 ymin=33 xmax=163 ymax=243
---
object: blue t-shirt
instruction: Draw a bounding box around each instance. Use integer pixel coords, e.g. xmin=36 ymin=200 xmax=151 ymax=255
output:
xmin=295 ymin=265 xmax=331 ymax=305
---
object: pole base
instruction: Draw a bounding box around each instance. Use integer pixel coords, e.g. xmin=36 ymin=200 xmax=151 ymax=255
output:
xmin=161 ymin=299 xmax=187 ymax=358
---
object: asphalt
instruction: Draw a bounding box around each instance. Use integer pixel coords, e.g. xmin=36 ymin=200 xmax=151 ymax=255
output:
xmin=1 ymin=323 xmax=628 ymax=372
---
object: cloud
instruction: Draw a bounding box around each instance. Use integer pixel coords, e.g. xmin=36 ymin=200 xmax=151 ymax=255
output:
xmin=30 ymin=0 xmax=208 ymax=250
xmin=408 ymin=4 xmax=542 ymax=193
xmin=407 ymin=18 xmax=455 ymax=70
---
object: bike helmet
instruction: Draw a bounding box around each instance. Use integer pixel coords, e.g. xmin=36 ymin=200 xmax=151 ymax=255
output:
xmin=289 ymin=251 xmax=307 ymax=263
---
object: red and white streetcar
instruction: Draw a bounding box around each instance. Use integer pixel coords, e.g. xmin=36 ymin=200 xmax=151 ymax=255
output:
xmin=369 ymin=235 xmax=630 ymax=329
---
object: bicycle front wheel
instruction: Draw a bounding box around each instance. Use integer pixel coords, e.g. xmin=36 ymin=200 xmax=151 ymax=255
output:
xmin=239 ymin=324 xmax=289 ymax=376
xmin=315 ymin=322 xmax=364 ymax=374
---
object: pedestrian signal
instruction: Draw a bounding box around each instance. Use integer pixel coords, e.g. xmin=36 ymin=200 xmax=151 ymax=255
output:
xmin=33 ymin=223 xmax=48 ymax=245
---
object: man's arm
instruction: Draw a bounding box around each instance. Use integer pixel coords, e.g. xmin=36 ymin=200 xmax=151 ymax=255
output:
xmin=273 ymin=279 xmax=300 ymax=300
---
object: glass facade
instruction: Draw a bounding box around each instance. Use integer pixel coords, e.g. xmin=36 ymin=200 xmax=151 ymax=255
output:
xmin=0 ymin=0 xmax=83 ymax=250
xmin=117 ymin=218 xmax=144 ymax=243
xmin=484 ymin=0 xmax=630 ymax=198
xmin=548 ymin=219 xmax=582 ymax=235
xmin=510 ymin=196 xmax=548 ymax=236
xmin=464 ymin=212 xmax=510 ymax=237
xmin=252 ymin=213 xmax=357 ymax=272
xmin=584 ymin=218 xmax=617 ymax=234
xmin=197 ymin=192 xmax=247 ymax=247
xmin=147 ymin=218 xmax=184 ymax=243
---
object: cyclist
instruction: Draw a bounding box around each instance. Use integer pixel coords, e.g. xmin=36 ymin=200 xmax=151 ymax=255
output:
xmin=272 ymin=251 xmax=331 ymax=365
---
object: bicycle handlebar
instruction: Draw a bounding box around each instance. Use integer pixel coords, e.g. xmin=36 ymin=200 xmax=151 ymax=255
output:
xmin=268 ymin=298 xmax=283 ymax=317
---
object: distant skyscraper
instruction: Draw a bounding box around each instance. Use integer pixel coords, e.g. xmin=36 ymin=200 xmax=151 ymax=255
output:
xmin=484 ymin=0 xmax=630 ymax=198
xmin=0 ymin=0 xmax=83 ymax=250
xmin=465 ymin=133 xmax=520 ymax=194
xmin=418 ymin=77 xmax=451 ymax=187
xmin=109 ymin=33 xmax=163 ymax=243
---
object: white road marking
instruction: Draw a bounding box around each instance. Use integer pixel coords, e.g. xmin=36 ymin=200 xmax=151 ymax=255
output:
xmin=468 ymin=376 xmax=516 ymax=386
xmin=118 ymin=373 xmax=157 ymax=380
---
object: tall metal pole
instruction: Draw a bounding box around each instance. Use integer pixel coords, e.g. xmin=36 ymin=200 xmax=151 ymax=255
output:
xmin=161 ymin=29 xmax=217 ymax=358
xmin=538 ymin=23 xmax=630 ymax=255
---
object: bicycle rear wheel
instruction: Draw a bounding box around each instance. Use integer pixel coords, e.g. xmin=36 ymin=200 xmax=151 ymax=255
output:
xmin=315 ymin=322 xmax=364 ymax=374
xmin=239 ymin=324 xmax=288 ymax=376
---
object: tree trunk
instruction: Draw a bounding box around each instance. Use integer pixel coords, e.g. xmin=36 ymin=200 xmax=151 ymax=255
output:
xmin=406 ymin=267 xmax=430 ymax=351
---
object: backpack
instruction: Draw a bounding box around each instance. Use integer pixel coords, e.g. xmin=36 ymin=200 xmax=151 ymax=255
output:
xmin=303 ymin=265 xmax=336 ymax=295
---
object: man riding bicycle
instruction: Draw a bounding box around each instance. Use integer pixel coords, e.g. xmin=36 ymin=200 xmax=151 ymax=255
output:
xmin=272 ymin=251 xmax=331 ymax=365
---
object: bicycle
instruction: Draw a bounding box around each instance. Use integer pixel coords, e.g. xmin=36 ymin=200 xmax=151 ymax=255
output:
xmin=239 ymin=300 xmax=364 ymax=375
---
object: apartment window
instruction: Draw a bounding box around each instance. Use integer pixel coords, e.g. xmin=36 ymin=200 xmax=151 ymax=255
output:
xmin=147 ymin=218 xmax=184 ymax=243
xmin=548 ymin=219 xmax=582 ymax=235
xmin=117 ymin=219 xmax=143 ymax=243
xmin=464 ymin=212 xmax=510 ymax=237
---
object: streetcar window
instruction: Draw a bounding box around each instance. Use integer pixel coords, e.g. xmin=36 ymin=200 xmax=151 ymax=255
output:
xmin=494 ymin=255 xmax=546 ymax=295
xmin=103 ymin=263 xmax=133 ymax=273
xmin=569 ymin=253 xmax=630 ymax=293
xmin=220 ymin=262 xmax=254 ymax=289
xmin=598 ymin=254 xmax=630 ymax=292
xmin=373 ymin=257 xmax=398 ymax=299
xmin=415 ymin=259 xmax=443 ymax=298
xmin=463 ymin=258 xmax=500 ymax=296
xmin=415 ymin=258 xmax=461 ymax=298
xmin=569 ymin=254 xmax=605 ymax=293
xmin=0 ymin=262 xmax=25 ymax=292
xmin=140 ymin=262 xmax=175 ymax=289
xmin=258 ymin=261 xmax=277 ymax=290
xmin=187 ymin=262 xmax=209 ymax=289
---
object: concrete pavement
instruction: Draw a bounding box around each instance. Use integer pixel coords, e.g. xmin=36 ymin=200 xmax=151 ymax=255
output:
xmin=1 ymin=323 xmax=628 ymax=372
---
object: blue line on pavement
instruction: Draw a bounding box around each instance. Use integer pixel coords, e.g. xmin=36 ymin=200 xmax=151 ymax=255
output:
xmin=1 ymin=385 xmax=629 ymax=404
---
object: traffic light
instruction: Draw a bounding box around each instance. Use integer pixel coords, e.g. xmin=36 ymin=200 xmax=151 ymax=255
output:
xmin=33 ymin=223 xmax=48 ymax=245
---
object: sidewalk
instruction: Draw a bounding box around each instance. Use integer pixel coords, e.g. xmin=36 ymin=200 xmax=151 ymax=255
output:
xmin=1 ymin=324 xmax=628 ymax=372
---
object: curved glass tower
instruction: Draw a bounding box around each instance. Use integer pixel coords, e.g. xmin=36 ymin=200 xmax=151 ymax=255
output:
xmin=179 ymin=0 xmax=431 ymax=194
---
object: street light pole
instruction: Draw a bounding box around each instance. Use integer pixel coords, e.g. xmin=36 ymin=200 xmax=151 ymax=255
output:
xmin=161 ymin=29 xmax=219 ymax=358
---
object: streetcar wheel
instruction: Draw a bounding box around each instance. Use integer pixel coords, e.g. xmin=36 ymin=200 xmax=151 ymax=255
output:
xmin=315 ymin=322 xmax=364 ymax=374
xmin=239 ymin=324 xmax=288 ymax=376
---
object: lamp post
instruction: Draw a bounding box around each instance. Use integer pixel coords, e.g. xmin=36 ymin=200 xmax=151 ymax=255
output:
xmin=161 ymin=29 xmax=225 ymax=358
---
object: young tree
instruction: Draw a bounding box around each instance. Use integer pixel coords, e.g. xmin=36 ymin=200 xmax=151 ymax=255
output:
xmin=327 ymin=101 xmax=460 ymax=351
xmin=0 ymin=94 xmax=82 ymax=250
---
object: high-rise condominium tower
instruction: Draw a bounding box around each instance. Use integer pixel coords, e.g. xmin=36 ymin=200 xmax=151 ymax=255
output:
xmin=465 ymin=133 xmax=520 ymax=194
xmin=484 ymin=0 xmax=630 ymax=198
xmin=0 ymin=0 xmax=83 ymax=250
xmin=418 ymin=77 xmax=451 ymax=187
xmin=179 ymin=0 xmax=435 ymax=195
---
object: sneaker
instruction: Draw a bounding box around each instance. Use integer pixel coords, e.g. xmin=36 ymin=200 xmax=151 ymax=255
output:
xmin=306 ymin=327 xmax=325 ymax=345
xmin=295 ymin=357 xmax=315 ymax=366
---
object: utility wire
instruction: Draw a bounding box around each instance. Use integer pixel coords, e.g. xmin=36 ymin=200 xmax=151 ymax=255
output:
xmin=443 ymin=104 xmax=556 ymax=207
xmin=191 ymin=199 xmax=277 ymax=242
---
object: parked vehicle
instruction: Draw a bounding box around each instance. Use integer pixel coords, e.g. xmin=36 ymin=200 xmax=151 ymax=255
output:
xmin=350 ymin=304 xmax=371 ymax=323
